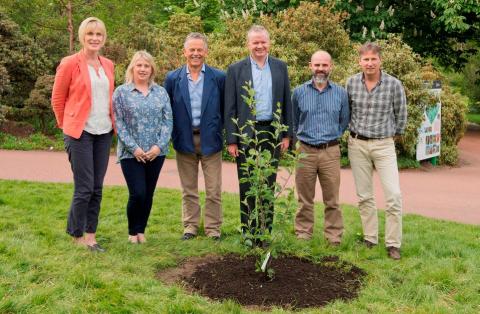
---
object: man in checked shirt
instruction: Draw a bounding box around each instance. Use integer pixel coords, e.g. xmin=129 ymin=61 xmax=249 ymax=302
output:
xmin=346 ymin=42 xmax=407 ymax=260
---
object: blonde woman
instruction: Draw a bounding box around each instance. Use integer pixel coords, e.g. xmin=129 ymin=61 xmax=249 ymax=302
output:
xmin=51 ymin=17 xmax=114 ymax=252
xmin=113 ymin=51 xmax=172 ymax=244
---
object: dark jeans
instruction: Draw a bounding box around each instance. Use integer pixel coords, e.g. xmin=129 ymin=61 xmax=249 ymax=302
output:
xmin=236 ymin=123 xmax=280 ymax=234
xmin=64 ymin=131 xmax=112 ymax=237
xmin=120 ymin=156 xmax=165 ymax=235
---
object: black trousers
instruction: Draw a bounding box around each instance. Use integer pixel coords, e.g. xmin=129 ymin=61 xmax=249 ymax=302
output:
xmin=64 ymin=131 xmax=112 ymax=237
xmin=236 ymin=123 xmax=280 ymax=234
xmin=120 ymin=156 xmax=165 ymax=235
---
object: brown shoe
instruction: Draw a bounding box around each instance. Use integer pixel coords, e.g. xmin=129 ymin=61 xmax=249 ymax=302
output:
xmin=328 ymin=241 xmax=341 ymax=247
xmin=387 ymin=246 xmax=401 ymax=260
xmin=364 ymin=240 xmax=376 ymax=249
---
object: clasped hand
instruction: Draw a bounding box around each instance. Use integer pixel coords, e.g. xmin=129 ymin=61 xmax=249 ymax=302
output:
xmin=133 ymin=145 xmax=160 ymax=163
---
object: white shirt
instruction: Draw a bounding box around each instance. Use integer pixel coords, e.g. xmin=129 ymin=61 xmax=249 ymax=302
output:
xmin=84 ymin=65 xmax=112 ymax=134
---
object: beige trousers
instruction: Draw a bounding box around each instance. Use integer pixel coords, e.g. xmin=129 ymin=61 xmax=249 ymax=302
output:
xmin=176 ymin=134 xmax=222 ymax=237
xmin=295 ymin=143 xmax=343 ymax=243
xmin=348 ymin=136 xmax=402 ymax=248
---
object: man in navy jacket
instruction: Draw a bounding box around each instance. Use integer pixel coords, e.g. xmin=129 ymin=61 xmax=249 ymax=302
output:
xmin=164 ymin=32 xmax=226 ymax=241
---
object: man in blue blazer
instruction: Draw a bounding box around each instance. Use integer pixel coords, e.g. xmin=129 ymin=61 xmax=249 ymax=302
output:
xmin=164 ymin=32 xmax=226 ymax=241
xmin=224 ymin=25 xmax=293 ymax=241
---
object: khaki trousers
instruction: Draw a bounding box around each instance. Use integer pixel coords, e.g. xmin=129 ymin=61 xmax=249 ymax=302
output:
xmin=295 ymin=143 xmax=343 ymax=243
xmin=176 ymin=134 xmax=222 ymax=237
xmin=348 ymin=136 xmax=402 ymax=248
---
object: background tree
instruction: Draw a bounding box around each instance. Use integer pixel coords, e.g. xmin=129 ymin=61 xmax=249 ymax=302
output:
xmin=23 ymin=75 xmax=56 ymax=133
xmin=0 ymin=11 xmax=51 ymax=108
xmin=334 ymin=0 xmax=480 ymax=69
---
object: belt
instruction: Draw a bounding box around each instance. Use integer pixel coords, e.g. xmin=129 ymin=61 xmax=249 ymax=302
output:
xmin=256 ymin=120 xmax=273 ymax=126
xmin=350 ymin=131 xmax=376 ymax=141
xmin=301 ymin=139 xmax=339 ymax=149
xmin=192 ymin=128 xmax=200 ymax=135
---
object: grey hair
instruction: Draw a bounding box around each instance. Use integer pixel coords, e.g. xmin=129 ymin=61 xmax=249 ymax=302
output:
xmin=246 ymin=25 xmax=270 ymax=42
xmin=184 ymin=32 xmax=208 ymax=50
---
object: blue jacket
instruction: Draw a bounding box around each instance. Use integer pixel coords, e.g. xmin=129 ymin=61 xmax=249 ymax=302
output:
xmin=164 ymin=64 xmax=226 ymax=156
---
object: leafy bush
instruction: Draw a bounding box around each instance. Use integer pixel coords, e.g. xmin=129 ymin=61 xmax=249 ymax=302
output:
xmin=0 ymin=11 xmax=51 ymax=108
xmin=23 ymin=75 xmax=56 ymax=134
xmin=462 ymin=52 xmax=480 ymax=112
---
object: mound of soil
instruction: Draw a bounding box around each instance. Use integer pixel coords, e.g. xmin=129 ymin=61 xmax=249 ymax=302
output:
xmin=157 ymin=254 xmax=365 ymax=309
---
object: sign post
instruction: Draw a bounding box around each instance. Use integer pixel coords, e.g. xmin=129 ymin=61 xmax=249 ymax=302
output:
xmin=416 ymin=80 xmax=441 ymax=163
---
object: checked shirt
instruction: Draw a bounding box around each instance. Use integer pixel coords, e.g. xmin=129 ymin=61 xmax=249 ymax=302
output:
xmin=346 ymin=71 xmax=407 ymax=138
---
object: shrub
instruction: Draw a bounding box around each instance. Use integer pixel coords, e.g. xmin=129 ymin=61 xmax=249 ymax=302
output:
xmin=23 ymin=75 xmax=56 ymax=134
xmin=0 ymin=11 xmax=51 ymax=108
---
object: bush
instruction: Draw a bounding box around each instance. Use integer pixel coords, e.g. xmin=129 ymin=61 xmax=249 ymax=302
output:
xmin=462 ymin=52 xmax=480 ymax=112
xmin=23 ymin=75 xmax=56 ymax=134
xmin=0 ymin=11 xmax=51 ymax=108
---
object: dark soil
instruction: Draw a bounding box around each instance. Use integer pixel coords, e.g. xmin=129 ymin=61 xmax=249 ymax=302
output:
xmin=157 ymin=254 xmax=365 ymax=310
xmin=0 ymin=120 xmax=35 ymax=137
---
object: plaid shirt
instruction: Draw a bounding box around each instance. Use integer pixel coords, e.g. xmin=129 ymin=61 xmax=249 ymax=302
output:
xmin=346 ymin=71 xmax=407 ymax=138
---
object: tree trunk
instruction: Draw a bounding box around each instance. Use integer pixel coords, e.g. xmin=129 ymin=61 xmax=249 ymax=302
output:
xmin=66 ymin=0 xmax=74 ymax=54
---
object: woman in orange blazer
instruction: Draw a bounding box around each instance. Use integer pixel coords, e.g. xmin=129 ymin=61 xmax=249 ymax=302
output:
xmin=51 ymin=17 xmax=115 ymax=252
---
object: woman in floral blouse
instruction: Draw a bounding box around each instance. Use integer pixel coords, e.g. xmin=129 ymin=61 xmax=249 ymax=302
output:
xmin=113 ymin=51 xmax=173 ymax=244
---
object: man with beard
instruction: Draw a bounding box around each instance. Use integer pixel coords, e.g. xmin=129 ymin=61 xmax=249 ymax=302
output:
xmin=292 ymin=50 xmax=349 ymax=245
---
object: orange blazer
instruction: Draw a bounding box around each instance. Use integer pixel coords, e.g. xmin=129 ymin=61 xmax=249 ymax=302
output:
xmin=51 ymin=51 xmax=115 ymax=139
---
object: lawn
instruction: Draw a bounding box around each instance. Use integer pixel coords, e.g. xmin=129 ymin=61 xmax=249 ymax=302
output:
xmin=467 ymin=113 xmax=480 ymax=125
xmin=0 ymin=180 xmax=479 ymax=313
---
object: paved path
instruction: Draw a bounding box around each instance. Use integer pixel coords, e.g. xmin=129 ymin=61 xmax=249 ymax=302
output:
xmin=1 ymin=128 xmax=479 ymax=225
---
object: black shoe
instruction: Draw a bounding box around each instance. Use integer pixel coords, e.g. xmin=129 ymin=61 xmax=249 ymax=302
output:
xmin=181 ymin=233 xmax=196 ymax=240
xmin=210 ymin=235 xmax=221 ymax=241
xmin=87 ymin=243 xmax=106 ymax=252
xmin=364 ymin=240 xmax=377 ymax=249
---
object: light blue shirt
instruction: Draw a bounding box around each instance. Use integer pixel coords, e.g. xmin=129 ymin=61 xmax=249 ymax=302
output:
xmin=292 ymin=80 xmax=350 ymax=144
xmin=186 ymin=64 xmax=205 ymax=128
xmin=250 ymin=56 xmax=273 ymax=121
xmin=113 ymin=83 xmax=173 ymax=161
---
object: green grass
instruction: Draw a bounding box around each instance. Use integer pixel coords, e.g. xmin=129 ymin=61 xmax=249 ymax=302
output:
xmin=467 ymin=113 xmax=480 ymax=125
xmin=0 ymin=132 xmax=64 ymax=151
xmin=0 ymin=180 xmax=479 ymax=313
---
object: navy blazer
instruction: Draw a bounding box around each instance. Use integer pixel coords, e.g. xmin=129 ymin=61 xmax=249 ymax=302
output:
xmin=164 ymin=64 xmax=226 ymax=156
xmin=224 ymin=56 xmax=293 ymax=145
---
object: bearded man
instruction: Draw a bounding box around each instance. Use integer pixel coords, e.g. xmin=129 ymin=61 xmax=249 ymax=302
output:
xmin=292 ymin=50 xmax=350 ymax=245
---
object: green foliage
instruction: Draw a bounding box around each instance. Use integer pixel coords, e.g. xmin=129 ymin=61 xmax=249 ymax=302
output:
xmin=333 ymin=0 xmax=480 ymax=69
xmin=23 ymin=75 xmax=56 ymax=134
xmin=0 ymin=10 xmax=51 ymax=107
xmin=105 ymin=13 xmax=204 ymax=85
xmin=467 ymin=113 xmax=480 ymax=125
xmin=462 ymin=52 xmax=480 ymax=112
xmin=221 ymin=0 xmax=302 ymax=16
xmin=0 ymin=132 xmax=64 ymax=151
xmin=183 ymin=0 xmax=221 ymax=32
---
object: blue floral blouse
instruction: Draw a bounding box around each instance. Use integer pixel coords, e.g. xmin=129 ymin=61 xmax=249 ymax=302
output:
xmin=113 ymin=83 xmax=173 ymax=161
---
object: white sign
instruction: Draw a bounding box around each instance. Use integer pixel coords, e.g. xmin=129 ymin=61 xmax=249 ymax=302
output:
xmin=416 ymin=81 xmax=441 ymax=161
